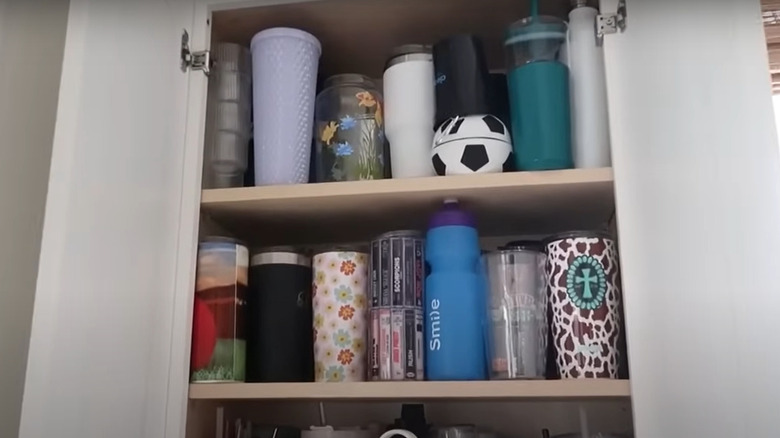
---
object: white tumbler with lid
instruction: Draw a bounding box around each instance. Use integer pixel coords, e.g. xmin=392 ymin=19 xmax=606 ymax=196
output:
xmin=383 ymin=44 xmax=436 ymax=178
xmin=566 ymin=1 xmax=611 ymax=168
xmin=250 ymin=27 xmax=321 ymax=185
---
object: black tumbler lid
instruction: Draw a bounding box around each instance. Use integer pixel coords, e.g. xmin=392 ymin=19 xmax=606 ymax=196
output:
xmin=385 ymin=44 xmax=433 ymax=69
xmin=251 ymin=251 xmax=311 ymax=267
xmin=500 ymin=240 xmax=543 ymax=252
xmin=200 ymin=236 xmax=246 ymax=247
xmin=543 ymin=230 xmax=613 ymax=245
xmin=375 ymin=230 xmax=423 ymax=240
xmin=323 ymin=73 xmax=377 ymax=90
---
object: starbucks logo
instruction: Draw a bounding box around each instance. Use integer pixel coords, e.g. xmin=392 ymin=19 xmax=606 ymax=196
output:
xmin=566 ymin=255 xmax=607 ymax=310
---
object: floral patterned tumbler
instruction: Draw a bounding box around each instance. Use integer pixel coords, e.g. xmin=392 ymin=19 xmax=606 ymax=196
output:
xmin=312 ymin=250 xmax=369 ymax=382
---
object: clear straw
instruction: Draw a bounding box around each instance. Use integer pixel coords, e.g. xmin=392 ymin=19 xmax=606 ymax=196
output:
xmin=530 ymin=0 xmax=539 ymax=17
xmin=578 ymin=405 xmax=590 ymax=438
xmin=319 ymin=402 xmax=327 ymax=426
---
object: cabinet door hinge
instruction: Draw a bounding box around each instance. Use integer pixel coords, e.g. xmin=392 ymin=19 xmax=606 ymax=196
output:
xmin=596 ymin=0 xmax=627 ymax=45
xmin=181 ymin=30 xmax=211 ymax=75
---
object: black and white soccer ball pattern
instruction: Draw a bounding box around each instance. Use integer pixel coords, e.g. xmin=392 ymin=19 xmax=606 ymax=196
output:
xmin=431 ymin=115 xmax=513 ymax=176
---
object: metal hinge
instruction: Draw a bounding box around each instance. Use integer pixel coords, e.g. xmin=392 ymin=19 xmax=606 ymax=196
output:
xmin=596 ymin=0 xmax=627 ymax=45
xmin=180 ymin=30 xmax=210 ymax=75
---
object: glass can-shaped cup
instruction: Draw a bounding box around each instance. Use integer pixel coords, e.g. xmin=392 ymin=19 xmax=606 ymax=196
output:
xmin=314 ymin=74 xmax=386 ymax=182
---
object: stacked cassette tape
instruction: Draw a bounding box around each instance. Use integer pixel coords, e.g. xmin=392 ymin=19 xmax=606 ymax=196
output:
xmin=369 ymin=230 xmax=425 ymax=381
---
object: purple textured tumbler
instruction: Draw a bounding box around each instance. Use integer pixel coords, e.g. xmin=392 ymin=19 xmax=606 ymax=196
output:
xmin=250 ymin=28 xmax=321 ymax=186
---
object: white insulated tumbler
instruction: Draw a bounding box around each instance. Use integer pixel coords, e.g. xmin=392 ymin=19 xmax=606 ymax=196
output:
xmin=566 ymin=4 xmax=611 ymax=169
xmin=383 ymin=45 xmax=436 ymax=178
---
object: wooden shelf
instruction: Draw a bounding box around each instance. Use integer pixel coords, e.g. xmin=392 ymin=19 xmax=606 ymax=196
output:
xmin=200 ymin=168 xmax=615 ymax=246
xmin=189 ymin=380 xmax=629 ymax=401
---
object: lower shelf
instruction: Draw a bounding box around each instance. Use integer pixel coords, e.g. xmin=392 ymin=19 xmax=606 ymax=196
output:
xmin=188 ymin=379 xmax=630 ymax=401
xmin=200 ymin=168 xmax=614 ymax=245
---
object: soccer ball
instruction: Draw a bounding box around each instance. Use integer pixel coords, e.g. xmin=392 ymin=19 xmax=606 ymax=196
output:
xmin=431 ymin=115 xmax=513 ymax=176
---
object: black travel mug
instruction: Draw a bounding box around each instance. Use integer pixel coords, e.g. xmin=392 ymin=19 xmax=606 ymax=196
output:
xmin=488 ymin=72 xmax=512 ymax=135
xmin=432 ymin=35 xmax=492 ymax=129
xmin=246 ymin=250 xmax=314 ymax=382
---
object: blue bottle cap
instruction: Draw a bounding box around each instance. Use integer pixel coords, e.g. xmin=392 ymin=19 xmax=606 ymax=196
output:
xmin=428 ymin=199 xmax=476 ymax=229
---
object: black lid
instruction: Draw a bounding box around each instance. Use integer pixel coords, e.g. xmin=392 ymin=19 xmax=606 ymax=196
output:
xmin=390 ymin=44 xmax=432 ymax=57
xmin=199 ymin=236 xmax=246 ymax=246
xmin=385 ymin=44 xmax=433 ymax=69
xmin=501 ymin=240 xmax=543 ymax=252
xmin=375 ymin=230 xmax=423 ymax=240
xmin=314 ymin=245 xmax=369 ymax=255
xmin=322 ymin=73 xmax=376 ymax=90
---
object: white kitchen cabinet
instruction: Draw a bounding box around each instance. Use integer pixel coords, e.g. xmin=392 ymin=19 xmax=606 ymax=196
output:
xmin=18 ymin=0 xmax=780 ymax=437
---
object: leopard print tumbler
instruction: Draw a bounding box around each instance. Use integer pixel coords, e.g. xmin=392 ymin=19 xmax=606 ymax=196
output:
xmin=545 ymin=231 xmax=622 ymax=379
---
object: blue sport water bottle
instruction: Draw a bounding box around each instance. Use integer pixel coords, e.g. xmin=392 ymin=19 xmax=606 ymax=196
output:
xmin=425 ymin=199 xmax=487 ymax=380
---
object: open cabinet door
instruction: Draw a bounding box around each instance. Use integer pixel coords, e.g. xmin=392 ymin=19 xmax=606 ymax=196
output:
xmin=19 ymin=1 xmax=198 ymax=437
xmin=602 ymin=0 xmax=780 ymax=437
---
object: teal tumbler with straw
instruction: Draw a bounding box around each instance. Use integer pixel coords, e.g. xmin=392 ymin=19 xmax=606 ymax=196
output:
xmin=505 ymin=6 xmax=573 ymax=171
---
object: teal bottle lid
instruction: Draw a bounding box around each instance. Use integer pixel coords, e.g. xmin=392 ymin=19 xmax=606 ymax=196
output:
xmin=505 ymin=16 xmax=567 ymax=46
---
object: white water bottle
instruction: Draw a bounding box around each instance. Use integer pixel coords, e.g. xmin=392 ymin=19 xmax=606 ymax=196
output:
xmin=567 ymin=2 xmax=611 ymax=168
xmin=383 ymin=45 xmax=436 ymax=178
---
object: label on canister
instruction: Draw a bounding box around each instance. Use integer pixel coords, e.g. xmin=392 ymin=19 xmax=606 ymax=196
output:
xmin=403 ymin=238 xmax=416 ymax=307
xmin=370 ymin=240 xmax=380 ymax=308
xmin=369 ymin=231 xmax=425 ymax=380
xmin=378 ymin=309 xmax=392 ymax=380
xmin=369 ymin=310 xmax=380 ymax=380
xmin=391 ymin=238 xmax=404 ymax=306
xmin=404 ymin=308 xmax=416 ymax=379
xmin=415 ymin=309 xmax=424 ymax=380
xmin=373 ymin=231 xmax=425 ymax=309
xmin=380 ymin=240 xmax=391 ymax=306
xmin=391 ymin=309 xmax=405 ymax=380
xmin=414 ymin=240 xmax=424 ymax=308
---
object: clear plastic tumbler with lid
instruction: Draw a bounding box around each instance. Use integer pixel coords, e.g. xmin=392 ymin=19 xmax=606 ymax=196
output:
xmin=483 ymin=247 xmax=547 ymax=380
xmin=505 ymin=13 xmax=573 ymax=171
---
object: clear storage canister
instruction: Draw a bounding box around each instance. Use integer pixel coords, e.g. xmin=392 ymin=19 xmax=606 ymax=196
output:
xmin=202 ymin=43 xmax=252 ymax=188
xmin=483 ymin=248 xmax=547 ymax=379
xmin=314 ymin=74 xmax=386 ymax=182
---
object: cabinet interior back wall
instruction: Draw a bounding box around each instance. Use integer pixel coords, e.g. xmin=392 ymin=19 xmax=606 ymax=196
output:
xmin=186 ymin=400 xmax=633 ymax=438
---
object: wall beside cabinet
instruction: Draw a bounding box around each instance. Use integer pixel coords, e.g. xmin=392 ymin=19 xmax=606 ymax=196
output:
xmin=0 ymin=0 xmax=69 ymax=436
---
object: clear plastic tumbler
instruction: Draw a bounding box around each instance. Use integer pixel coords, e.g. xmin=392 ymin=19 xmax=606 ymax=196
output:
xmin=483 ymin=248 xmax=547 ymax=379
